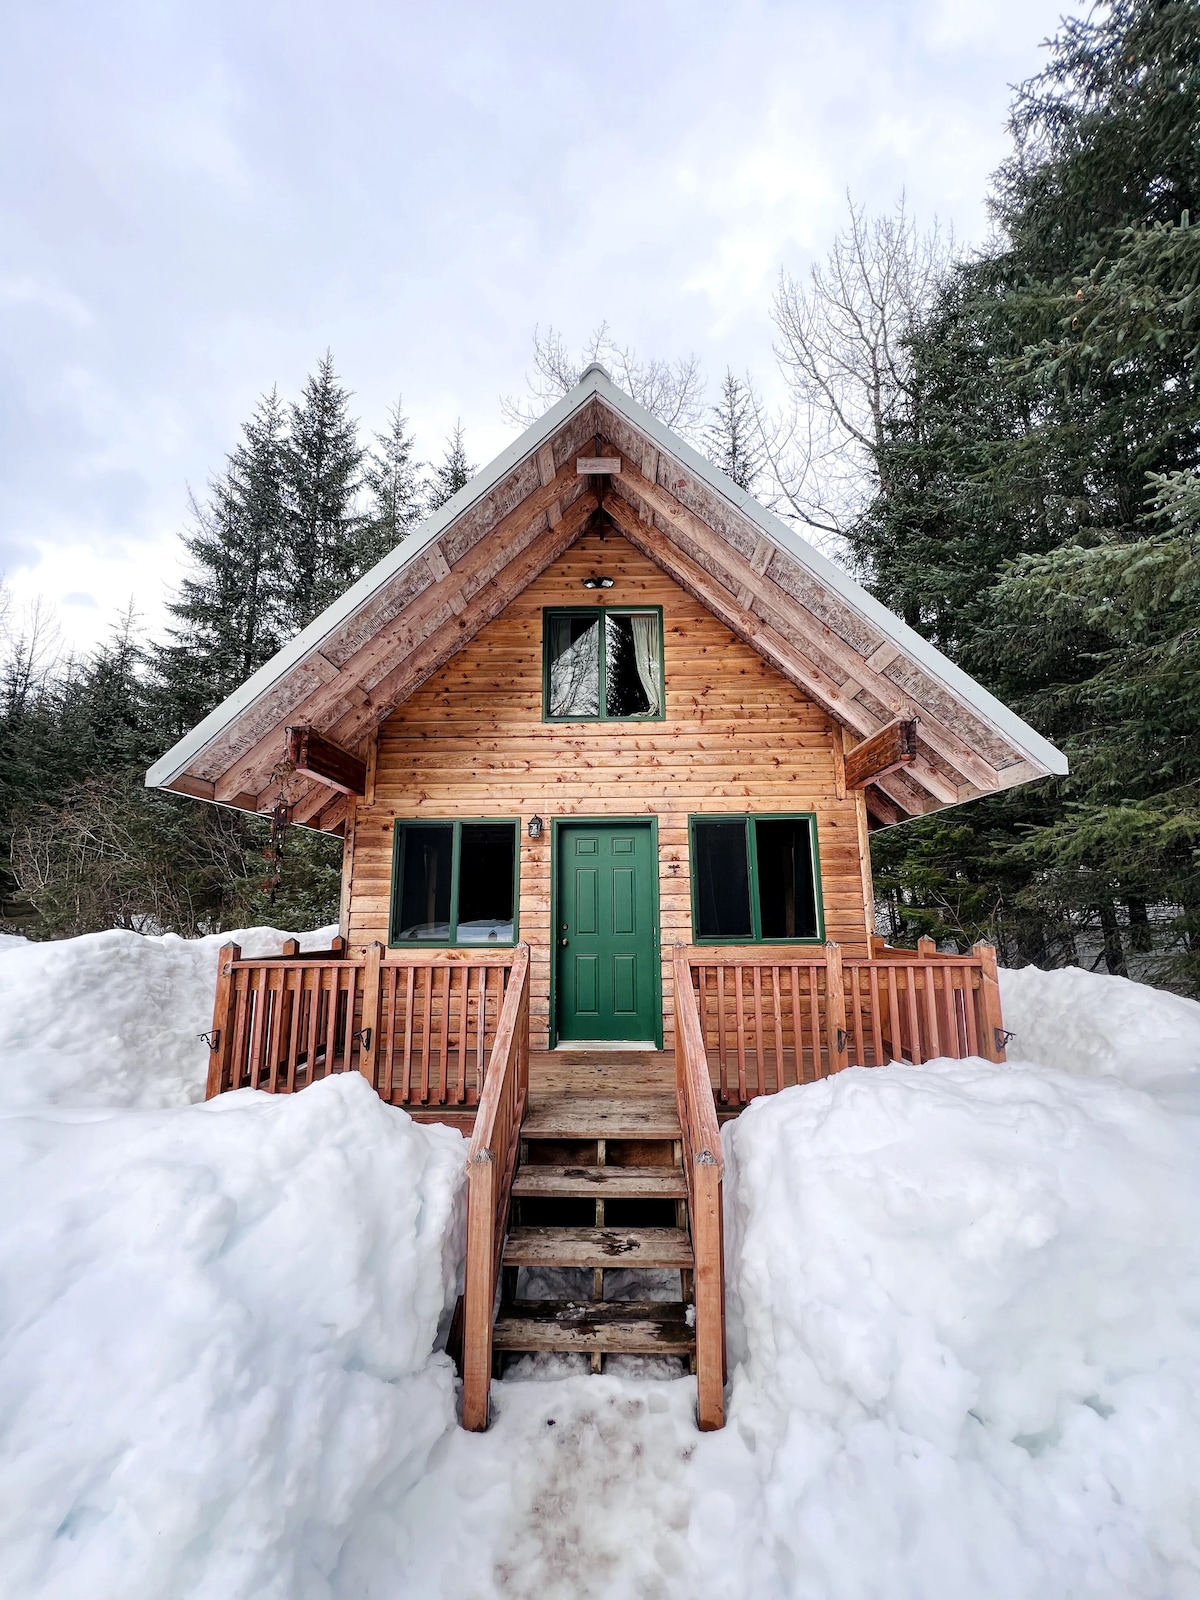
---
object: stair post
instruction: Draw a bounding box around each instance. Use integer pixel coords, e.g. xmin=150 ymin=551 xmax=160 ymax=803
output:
xmin=206 ymin=943 xmax=240 ymax=1099
xmin=824 ymin=940 xmax=849 ymax=1072
xmin=358 ymin=941 xmax=383 ymax=1090
xmin=462 ymin=1147 xmax=496 ymax=1431
xmin=972 ymin=941 xmax=1007 ymax=1062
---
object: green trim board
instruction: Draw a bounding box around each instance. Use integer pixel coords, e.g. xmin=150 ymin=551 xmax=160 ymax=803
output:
xmin=687 ymin=812 xmax=825 ymax=945
xmin=541 ymin=605 xmax=666 ymax=722
xmin=549 ymin=817 xmax=663 ymax=1046
xmin=388 ymin=818 xmax=520 ymax=948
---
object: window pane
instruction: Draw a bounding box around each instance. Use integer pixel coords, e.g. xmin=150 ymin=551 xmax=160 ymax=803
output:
xmin=395 ymin=824 xmax=453 ymax=940
xmin=548 ymin=613 xmax=600 ymax=716
xmin=605 ymin=613 xmax=660 ymax=716
xmin=692 ymin=821 xmax=752 ymax=939
xmin=456 ymin=824 xmax=516 ymax=943
xmin=754 ymin=818 xmax=818 ymax=939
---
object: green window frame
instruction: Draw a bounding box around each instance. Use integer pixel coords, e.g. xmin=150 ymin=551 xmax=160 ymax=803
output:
xmin=687 ymin=813 xmax=825 ymax=945
xmin=542 ymin=605 xmax=666 ymax=722
xmin=388 ymin=818 xmax=520 ymax=948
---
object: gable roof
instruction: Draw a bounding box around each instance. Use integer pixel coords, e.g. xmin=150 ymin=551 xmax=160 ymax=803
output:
xmin=145 ymin=363 xmax=1067 ymax=832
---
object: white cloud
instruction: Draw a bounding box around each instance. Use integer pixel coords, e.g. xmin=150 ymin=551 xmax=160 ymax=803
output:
xmin=0 ymin=0 xmax=1071 ymax=653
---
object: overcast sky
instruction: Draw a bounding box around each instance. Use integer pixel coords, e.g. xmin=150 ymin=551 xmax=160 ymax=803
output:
xmin=1 ymin=0 xmax=1073 ymax=652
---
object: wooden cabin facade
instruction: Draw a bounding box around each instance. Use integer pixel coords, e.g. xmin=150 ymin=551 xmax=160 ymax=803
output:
xmin=148 ymin=365 xmax=1066 ymax=1432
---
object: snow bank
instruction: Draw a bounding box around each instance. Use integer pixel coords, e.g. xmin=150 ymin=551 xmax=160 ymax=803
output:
xmin=1001 ymin=962 xmax=1200 ymax=1089
xmin=0 ymin=1072 xmax=465 ymax=1600
xmin=719 ymin=1059 xmax=1200 ymax=1599
xmin=0 ymin=924 xmax=336 ymax=1111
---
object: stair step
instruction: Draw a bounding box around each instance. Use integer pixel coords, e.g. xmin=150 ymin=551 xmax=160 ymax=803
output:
xmin=494 ymin=1301 xmax=695 ymax=1354
xmin=522 ymin=1095 xmax=681 ymax=1140
xmin=512 ymin=1164 xmax=688 ymax=1199
xmin=503 ymin=1226 xmax=694 ymax=1269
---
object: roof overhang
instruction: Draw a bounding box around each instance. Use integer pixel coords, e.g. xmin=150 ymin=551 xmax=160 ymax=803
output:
xmin=146 ymin=363 xmax=1067 ymax=833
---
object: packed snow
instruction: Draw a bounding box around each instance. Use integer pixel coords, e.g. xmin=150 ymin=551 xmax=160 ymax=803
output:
xmin=0 ymin=929 xmax=1197 ymax=1598
xmin=0 ymin=924 xmax=337 ymax=1110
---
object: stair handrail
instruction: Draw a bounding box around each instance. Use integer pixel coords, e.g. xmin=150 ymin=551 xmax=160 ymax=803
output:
xmin=672 ymin=947 xmax=726 ymax=1431
xmin=461 ymin=941 xmax=530 ymax=1431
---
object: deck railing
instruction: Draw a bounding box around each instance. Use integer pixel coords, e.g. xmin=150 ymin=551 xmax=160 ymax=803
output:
xmin=461 ymin=944 xmax=530 ymax=1431
xmin=672 ymin=950 xmax=726 ymax=1431
xmin=685 ymin=937 xmax=1005 ymax=1106
xmin=205 ymin=941 xmax=521 ymax=1106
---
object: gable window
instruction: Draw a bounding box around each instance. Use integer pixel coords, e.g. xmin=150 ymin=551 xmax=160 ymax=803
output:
xmin=390 ymin=820 xmax=518 ymax=945
xmin=544 ymin=607 xmax=664 ymax=720
xmin=689 ymin=814 xmax=822 ymax=943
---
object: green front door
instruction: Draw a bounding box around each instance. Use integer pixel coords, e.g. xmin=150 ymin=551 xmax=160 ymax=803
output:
xmin=556 ymin=822 xmax=660 ymax=1043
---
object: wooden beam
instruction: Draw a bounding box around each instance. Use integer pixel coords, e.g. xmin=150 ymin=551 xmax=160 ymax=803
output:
xmin=290 ymin=778 xmax=340 ymax=825
xmin=864 ymin=784 xmax=906 ymax=828
xmin=166 ymin=774 xmax=215 ymax=801
xmin=577 ymin=456 xmax=621 ymax=474
xmin=844 ymin=719 xmax=918 ymax=789
xmin=286 ymin=726 xmax=367 ymax=795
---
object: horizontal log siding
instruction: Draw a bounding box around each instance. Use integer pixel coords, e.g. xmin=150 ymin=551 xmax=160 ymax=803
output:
xmin=345 ymin=530 xmax=872 ymax=1050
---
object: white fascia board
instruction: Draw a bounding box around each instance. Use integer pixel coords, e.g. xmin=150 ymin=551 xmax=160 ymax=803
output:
xmin=586 ymin=372 xmax=1069 ymax=778
xmin=145 ymin=380 xmax=603 ymax=790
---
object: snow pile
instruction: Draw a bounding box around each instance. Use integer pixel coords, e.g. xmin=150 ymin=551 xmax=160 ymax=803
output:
xmin=720 ymin=1057 xmax=1200 ymax=1599
xmin=0 ymin=1072 xmax=465 ymax=1600
xmin=1 ymin=924 xmax=1198 ymax=1597
xmin=1001 ymin=961 xmax=1200 ymax=1089
xmin=0 ymin=924 xmax=336 ymax=1111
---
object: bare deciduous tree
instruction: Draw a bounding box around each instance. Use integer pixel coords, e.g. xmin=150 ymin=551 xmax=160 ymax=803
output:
xmin=764 ymin=194 xmax=952 ymax=547
xmin=0 ymin=593 xmax=62 ymax=720
xmin=502 ymin=323 xmax=707 ymax=440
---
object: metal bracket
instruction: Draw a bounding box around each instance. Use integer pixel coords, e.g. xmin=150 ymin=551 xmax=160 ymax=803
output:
xmin=199 ymin=1030 xmax=221 ymax=1051
xmin=354 ymin=1027 xmax=373 ymax=1052
xmin=836 ymin=1028 xmax=848 ymax=1054
xmin=995 ymin=1027 xmax=1014 ymax=1051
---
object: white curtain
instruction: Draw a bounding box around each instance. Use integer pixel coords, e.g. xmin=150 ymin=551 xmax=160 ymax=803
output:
xmin=549 ymin=617 xmax=600 ymax=715
xmin=629 ymin=613 xmax=662 ymax=715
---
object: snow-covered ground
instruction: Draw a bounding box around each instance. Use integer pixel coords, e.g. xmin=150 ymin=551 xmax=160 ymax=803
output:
xmin=0 ymin=928 xmax=1197 ymax=1598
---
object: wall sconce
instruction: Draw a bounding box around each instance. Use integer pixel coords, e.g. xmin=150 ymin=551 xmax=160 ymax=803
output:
xmin=581 ymin=576 xmax=614 ymax=590
xmin=527 ymin=815 xmax=544 ymax=840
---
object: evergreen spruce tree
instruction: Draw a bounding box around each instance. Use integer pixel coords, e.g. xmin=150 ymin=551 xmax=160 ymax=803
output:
xmin=704 ymin=370 xmax=766 ymax=492
xmin=358 ymin=398 xmax=424 ymax=570
xmin=280 ymin=354 xmax=364 ymax=629
xmin=425 ymin=420 xmax=475 ymax=511
xmin=154 ymin=390 xmax=287 ymax=735
xmin=853 ymin=0 xmax=1200 ymax=989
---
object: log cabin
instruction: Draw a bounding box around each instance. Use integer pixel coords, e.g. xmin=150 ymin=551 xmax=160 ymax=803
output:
xmin=146 ymin=363 xmax=1066 ymax=1430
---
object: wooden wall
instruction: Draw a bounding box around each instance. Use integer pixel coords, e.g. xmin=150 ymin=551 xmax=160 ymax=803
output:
xmin=343 ymin=528 xmax=872 ymax=1050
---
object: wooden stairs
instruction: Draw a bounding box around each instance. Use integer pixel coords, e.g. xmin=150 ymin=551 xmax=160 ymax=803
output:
xmin=494 ymin=1093 xmax=697 ymax=1369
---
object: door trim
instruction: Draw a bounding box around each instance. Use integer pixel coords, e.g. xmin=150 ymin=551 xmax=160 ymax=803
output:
xmin=549 ymin=816 xmax=662 ymax=1049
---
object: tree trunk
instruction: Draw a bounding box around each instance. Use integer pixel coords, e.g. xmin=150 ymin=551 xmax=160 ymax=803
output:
xmin=1126 ymin=898 xmax=1152 ymax=954
xmin=1098 ymin=902 xmax=1129 ymax=978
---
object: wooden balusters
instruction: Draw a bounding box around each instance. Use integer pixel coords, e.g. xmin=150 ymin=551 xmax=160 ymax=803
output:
xmin=679 ymin=941 xmax=1009 ymax=1097
xmin=205 ymin=946 xmax=519 ymax=1107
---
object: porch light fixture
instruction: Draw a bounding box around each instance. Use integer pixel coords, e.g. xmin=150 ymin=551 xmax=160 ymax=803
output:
xmin=581 ymin=576 xmax=614 ymax=589
xmin=527 ymin=814 xmax=544 ymax=840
